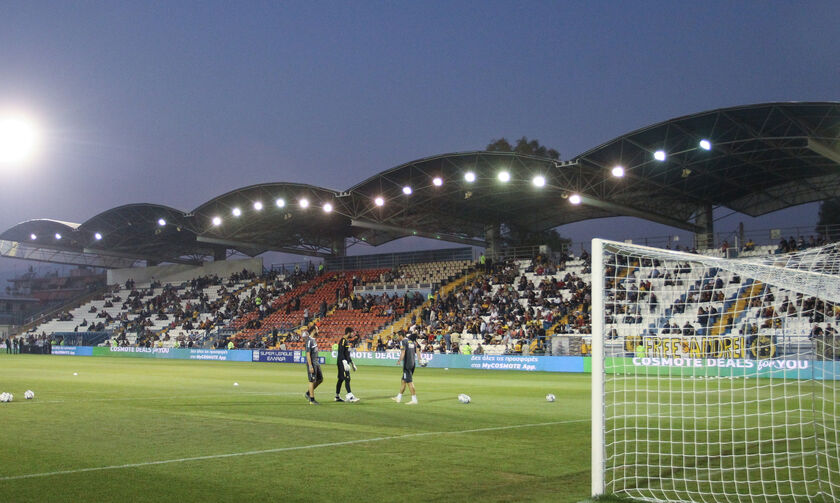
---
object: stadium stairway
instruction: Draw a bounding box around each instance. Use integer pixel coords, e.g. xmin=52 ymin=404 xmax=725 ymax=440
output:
xmin=370 ymin=269 xmax=479 ymax=346
xmin=707 ymin=280 xmax=764 ymax=337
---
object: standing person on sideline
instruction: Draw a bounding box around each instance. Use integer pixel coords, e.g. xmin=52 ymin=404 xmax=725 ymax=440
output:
xmin=392 ymin=331 xmax=420 ymax=405
xmin=304 ymin=326 xmax=323 ymax=405
xmin=335 ymin=327 xmax=359 ymax=402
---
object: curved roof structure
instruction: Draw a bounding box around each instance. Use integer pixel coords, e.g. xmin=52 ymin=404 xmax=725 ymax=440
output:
xmin=2 ymin=101 xmax=838 ymax=268
xmin=191 ymin=183 xmax=349 ymax=256
xmin=573 ymin=101 xmax=840 ymax=224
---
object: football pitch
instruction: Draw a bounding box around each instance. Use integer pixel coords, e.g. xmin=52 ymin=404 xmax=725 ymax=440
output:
xmin=0 ymin=355 xmax=592 ymax=502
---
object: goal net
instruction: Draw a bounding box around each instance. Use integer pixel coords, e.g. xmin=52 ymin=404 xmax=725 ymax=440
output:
xmin=591 ymin=239 xmax=840 ymax=503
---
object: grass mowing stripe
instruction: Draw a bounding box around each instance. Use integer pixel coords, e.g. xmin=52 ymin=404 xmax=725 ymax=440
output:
xmin=30 ymin=391 xmax=298 ymax=404
xmin=0 ymin=419 xmax=586 ymax=481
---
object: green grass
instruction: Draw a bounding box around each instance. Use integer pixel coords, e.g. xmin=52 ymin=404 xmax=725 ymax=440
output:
xmin=0 ymin=354 xmax=592 ymax=502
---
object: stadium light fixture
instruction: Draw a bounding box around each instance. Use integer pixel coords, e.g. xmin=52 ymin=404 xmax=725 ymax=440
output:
xmin=299 ymin=198 xmax=309 ymax=209
xmin=611 ymin=165 xmax=625 ymax=178
xmin=212 ymin=216 xmax=222 ymax=227
xmin=275 ymin=198 xmax=285 ymax=208
xmin=432 ymin=177 xmax=443 ymax=187
xmin=29 ymin=233 xmax=36 ymax=240
xmin=654 ymin=150 xmax=666 ymax=162
xmin=498 ymin=171 xmax=511 ymax=183
xmin=157 ymin=218 xmax=166 ymax=227
xmin=402 ymin=186 xmax=413 ymax=195
xmin=569 ymin=193 xmax=582 ymax=205
xmin=54 ymin=233 xmax=62 ymax=240
xmin=532 ymin=175 xmax=546 ymax=187
xmin=464 ymin=171 xmax=476 ymax=183
xmin=699 ymin=139 xmax=712 ymax=151
xmin=323 ymin=202 xmax=333 ymax=213
xmin=232 ymin=207 xmax=242 ymax=217
xmin=374 ymin=196 xmax=385 ymax=207
xmin=253 ymin=201 xmax=263 ymax=211
xmin=94 ymin=232 xmax=102 ymax=241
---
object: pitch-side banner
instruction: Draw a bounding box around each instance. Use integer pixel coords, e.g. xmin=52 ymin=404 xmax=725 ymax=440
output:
xmin=320 ymin=351 xmax=584 ymax=372
xmin=90 ymin=347 xmax=253 ymax=362
xmin=252 ymin=350 xmax=324 ymax=365
xmin=587 ymin=356 xmax=840 ymax=380
xmin=50 ymin=345 xmax=93 ymax=356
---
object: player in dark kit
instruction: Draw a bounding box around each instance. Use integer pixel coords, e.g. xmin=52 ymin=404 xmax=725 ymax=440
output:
xmin=303 ymin=326 xmax=323 ymax=405
xmin=335 ymin=327 xmax=359 ymax=402
xmin=392 ymin=331 xmax=420 ymax=404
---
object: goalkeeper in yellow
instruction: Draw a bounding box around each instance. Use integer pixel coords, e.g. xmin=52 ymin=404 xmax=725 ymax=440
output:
xmin=335 ymin=327 xmax=359 ymax=402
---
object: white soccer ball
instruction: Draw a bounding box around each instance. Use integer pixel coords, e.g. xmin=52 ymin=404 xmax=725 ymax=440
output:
xmin=419 ymin=359 xmax=428 ymax=367
xmin=458 ymin=394 xmax=471 ymax=404
xmin=546 ymin=393 xmax=556 ymax=402
xmin=233 ymin=382 xmax=239 ymax=387
xmin=24 ymin=390 xmax=34 ymax=400
xmin=0 ymin=392 xmax=8 ymax=403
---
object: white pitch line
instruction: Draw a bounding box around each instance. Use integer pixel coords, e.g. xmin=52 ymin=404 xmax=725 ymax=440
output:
xmin=31 ymin=391 xmax=296 ymax=405
xmin=0 ymin=419 xmax=587 ymax=481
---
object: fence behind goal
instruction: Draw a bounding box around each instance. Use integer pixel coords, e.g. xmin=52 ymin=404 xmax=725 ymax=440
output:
xmin=591 ymin=239 xmax=839 ymax=503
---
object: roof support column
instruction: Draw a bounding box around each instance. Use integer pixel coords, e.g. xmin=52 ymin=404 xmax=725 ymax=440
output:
xmin=694 ymin=205 xmax=714 ymax=250
xmin=331 ymin=237 xmax=346 ymax=257
xmin=485 ymin=223 xmax=501 ymax=260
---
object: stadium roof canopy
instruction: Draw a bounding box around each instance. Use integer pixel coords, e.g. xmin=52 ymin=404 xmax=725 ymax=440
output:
xmin=2 ymin=101 xmax=838 ymax=268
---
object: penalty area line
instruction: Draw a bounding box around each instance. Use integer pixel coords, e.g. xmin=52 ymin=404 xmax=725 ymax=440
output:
xmin=0 ymin=419 xmax=586 ymax=481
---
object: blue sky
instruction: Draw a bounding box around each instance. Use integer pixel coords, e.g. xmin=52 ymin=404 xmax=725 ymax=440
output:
xmin=0 ymin=1 xmax=838 ymax=275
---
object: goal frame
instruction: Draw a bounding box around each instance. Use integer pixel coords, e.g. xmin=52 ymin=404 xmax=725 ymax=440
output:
xmin=590 ymin=237 xmax=840 ymax=501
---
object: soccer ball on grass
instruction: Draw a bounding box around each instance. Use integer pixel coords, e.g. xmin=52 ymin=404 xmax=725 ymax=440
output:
xmin=457 ymin=394 xmax=471 ymax=404
xmin=25 ymin=390 xmax=35 ymax=400
xmin=545 ymin=393 xmax=556 ymax=402
xmin=0 ymin=392 xmax=13 ymax=403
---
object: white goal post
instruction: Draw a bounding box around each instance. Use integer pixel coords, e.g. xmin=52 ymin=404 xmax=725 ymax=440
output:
xmin=591 ymin=238 xmax=840 ymax=503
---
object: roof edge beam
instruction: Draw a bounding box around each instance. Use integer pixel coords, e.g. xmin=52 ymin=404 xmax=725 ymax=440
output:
xmin=579 ymin=197 xmax=702 ymax=233
xmin=807 ymin=138 xmax=840 ymax=165
xmin=351 ymin=219 xmax=487 ymax=247
xmin=196 ymin=236 xmax=330 ymax=258
xmin=82 ymin=247 xmax=202 ymax=266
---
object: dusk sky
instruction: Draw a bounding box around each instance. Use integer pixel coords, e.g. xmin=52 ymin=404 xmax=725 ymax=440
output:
xmin=1 ymin=1 xmax=838 ymax=276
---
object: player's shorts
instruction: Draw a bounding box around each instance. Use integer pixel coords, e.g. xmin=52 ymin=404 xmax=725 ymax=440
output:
xmin=337 ymin=364 xmax=350 ymax=381
xmin=402 ymin=365 xmax=415 ymax=383
xmin=308 ymin=364 xmax=323 ymax=383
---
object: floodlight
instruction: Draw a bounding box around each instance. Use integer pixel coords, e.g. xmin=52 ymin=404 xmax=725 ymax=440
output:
xmin=532 ymin=175 xmax=546 ymax=187
xmin=212 ymin=216 xmax=222 ymax=226
xmin=654 ymin=150 xmax=666 ymax=161
xmin=0 ymin=113 xmax=40 ymax=165
xmin=299 ymin=198 xmax=309 ymax=209
xmin=611 ymin=166 xmax=625 ymax=178
xmin=232 ymin=207 xmax=242 ymax=217
xmin=498 ymin=171 xmax=511 ymax=182
xmin=29 ymin=233 xmax=36 ymax=240
xmin=157 ymin=218 xmax=166 ymax=227
xmin=94 ymin=232 xmax=102 ymax=241
xmin=374 ymin=196 xmax=385 ymax=207
xmin=432 ymin=177 xmax=443 ymax=187
xmin=402 ymin=186 xmax=413 ymax=195
xmin=464 ymin=171 xmax=476 ymax=183
xmin=253 ymin=201 xmax=263 ymax=211
xmin=699 ymin=139 xmax=712 ymax=151
xmin=569 ymin=194 xmax=582 ymax=205
xmin=275 ymin=198 xmax=285 ymax=208
xmin=323 ymin=203 xmax=333 ymax=213
xmin=55 ymin=233 xmax=62 ymax=240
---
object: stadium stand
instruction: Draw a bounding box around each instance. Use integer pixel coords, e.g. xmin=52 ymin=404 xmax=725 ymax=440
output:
xmin=17 ymin=234 xmax=840 ymax=361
